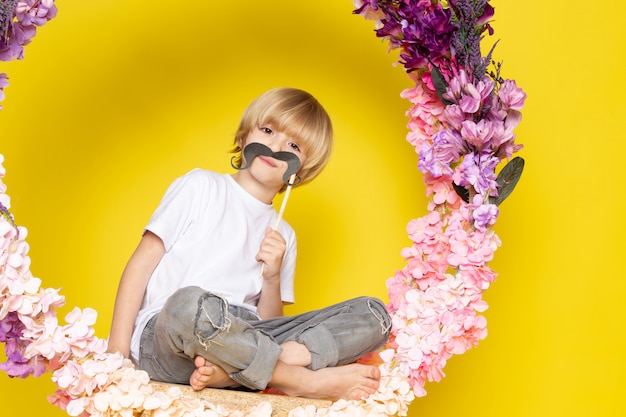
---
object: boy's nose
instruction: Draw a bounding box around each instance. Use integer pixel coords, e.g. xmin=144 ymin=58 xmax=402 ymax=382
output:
xmin=269 ymin=143 xmax=282 ymax=153
xmin=269 ymin=139 xmax=287 ymax=153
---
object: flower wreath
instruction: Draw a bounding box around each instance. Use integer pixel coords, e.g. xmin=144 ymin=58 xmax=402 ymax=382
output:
xmin=0 ymin=1 xmax=526 ymax=416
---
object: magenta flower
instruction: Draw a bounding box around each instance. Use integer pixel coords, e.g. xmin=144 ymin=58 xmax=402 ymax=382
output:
xmin=355 ymin=1 xmax=458 ymax=71
xmin=399 ymin=7 xmax=457 ymax=70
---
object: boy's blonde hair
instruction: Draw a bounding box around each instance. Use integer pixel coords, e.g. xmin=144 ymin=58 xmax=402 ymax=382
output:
xmin=231 ymin=88 xmax=333 ymax=188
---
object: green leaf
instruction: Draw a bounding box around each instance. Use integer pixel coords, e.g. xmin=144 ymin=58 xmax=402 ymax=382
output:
xmin=431 ymin=66 xmax=454 ymax=106
xmin=490 ymin=157 xmax=524 ymax=206
xmin=452 ymin=181 xmax=470 ymax=203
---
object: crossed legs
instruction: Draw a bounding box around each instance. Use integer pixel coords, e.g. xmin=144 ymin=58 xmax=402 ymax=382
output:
xmin=141 ymin=287 xmax=391 ymax=401
xmin=190 ymin=340 xmax=382 ymax=401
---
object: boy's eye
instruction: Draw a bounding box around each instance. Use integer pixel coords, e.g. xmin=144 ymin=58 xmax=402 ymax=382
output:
xmin=261 ymin=126 xmax=273 ymax=134
xmin=288 ymin=142 xmax=301 ymax=152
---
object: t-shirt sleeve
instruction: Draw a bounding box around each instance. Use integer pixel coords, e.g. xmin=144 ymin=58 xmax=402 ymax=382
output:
xmin=145 ymin=169 xmax=204 ymax=252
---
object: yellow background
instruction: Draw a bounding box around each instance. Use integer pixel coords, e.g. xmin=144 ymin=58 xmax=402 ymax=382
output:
xmin=1 ymin=1 xmax=624 ymax=416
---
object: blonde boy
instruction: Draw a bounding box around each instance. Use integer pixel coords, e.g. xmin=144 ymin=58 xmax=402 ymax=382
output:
xmin=108 ymin=88 xmax=390 ymax=400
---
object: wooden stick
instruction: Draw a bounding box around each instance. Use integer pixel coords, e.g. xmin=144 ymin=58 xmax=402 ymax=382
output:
xmin=261 ymin=174 xmax=297 ymax=276
xmin=273 ymin=174 xmax=296 ymax=229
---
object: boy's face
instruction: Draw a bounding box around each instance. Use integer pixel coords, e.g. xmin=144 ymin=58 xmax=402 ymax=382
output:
xmin=241 ymin=125 xmax=307 ymax=188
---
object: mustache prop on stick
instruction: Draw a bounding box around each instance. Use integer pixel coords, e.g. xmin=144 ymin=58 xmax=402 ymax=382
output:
xmin=234 ymin=142 xmax=301 ymax=186
xmin=232 ymin=142 xmax=301 ymax=276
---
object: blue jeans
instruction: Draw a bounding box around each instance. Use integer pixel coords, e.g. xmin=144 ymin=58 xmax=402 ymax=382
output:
xmin=138 ymin=286 xmax=391 ymax=390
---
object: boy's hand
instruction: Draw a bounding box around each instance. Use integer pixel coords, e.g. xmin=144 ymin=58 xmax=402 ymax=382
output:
xmin=256 ymin=227 xmax=286 ymax=281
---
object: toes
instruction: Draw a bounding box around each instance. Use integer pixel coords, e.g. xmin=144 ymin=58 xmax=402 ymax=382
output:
xmin=194 ymin=355 xmax=206 ymax=367
xmin=190 ymin=374 xmax=204 ymax=391
xmin=349 ymin=388 xmax=372 ymax=401
xmin=366 ymin=365 xmax=380 ymax=379
xmin=190 ymin=362 xmax=215 ymax=391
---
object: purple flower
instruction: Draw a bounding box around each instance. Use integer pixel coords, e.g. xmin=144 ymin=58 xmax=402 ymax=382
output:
xmin=361 ymin=1 xmax=458 ymax=72
xmin=420 ymin=8 xmax=458 ymax=57
xmin=0 ymin=311 xmax=42 ymax=378
xmin=418 ymin=129 xmax=467 ymax=177
xmin=454 ymin=152 xmax=499 ymax=197
xmin=419 ymin=144 xmax=450 ymax=177
xmin=470 ymin=195 xmax=499 ymax=231
xmin=400 ymin=7 xmax=457 ymax=70
xmin=1 ymin=0 xmax=57 ymax=62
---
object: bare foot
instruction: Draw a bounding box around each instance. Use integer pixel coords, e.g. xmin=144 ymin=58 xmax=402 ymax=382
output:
xmin=271 ymin=362 xmax=381 ymax=401
xmin=189 ymin=356 xmax=240 ymax=391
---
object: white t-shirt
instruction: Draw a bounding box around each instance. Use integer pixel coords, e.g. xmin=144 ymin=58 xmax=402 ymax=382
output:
xmin=129 ymin=169 xmax=296 ymax=363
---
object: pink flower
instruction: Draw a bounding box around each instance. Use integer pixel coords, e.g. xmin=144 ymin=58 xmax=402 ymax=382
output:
xmin=406 ymin=211 xmax=442 ymax=244
xmin=63 ymin=307 xmax=99 ymax=358
xmin=22 ymin=313 xmax=68 ymax=360
xmin=386 ymin=271 xmax=413 ymax=312
xmin=458 ymin=265 xmax=497 ymax=291
xmin=497 ymin=79 xmax=527 ymax=111
xmin=33 ymin=287 xmax=65 ymax=316
xmin=444 ymin=70 xmax=494 ymax=115
xmin=426 ymin=176 xmax=459 ymax=206
xmin=402 ymin=80 xmax=445 ymax=150
xmin=460 ymin=118 xmax=496 ymax=148
xmin=48 ymin=389 xmax=71 ymax=412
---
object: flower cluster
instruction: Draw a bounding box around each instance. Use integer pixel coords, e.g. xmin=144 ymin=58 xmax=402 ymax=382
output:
xmin=1 ymin=0 xmax=57 ymax=61
xmin=379 ymin=205 xmax=499 ymax=397
xmin=0 ymin=0 xmax=58 ymax=108
xmin=354 ymin=0 xmax=526 ymax=401
xmin=356 ymin=0 xmax=526 ymax=230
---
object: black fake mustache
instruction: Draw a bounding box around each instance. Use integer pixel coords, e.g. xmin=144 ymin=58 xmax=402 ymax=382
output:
xmin=232 ymin=142 xmax=301 ymax=185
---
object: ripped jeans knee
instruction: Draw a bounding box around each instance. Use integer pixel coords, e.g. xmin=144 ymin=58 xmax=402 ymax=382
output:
xmin=155 ymin=286 xmax=281 ymax=390
xmin=156 ymin=287 xmax=232 ymax=359
xmin=193 ymin=291 xmax=232 ymax=350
